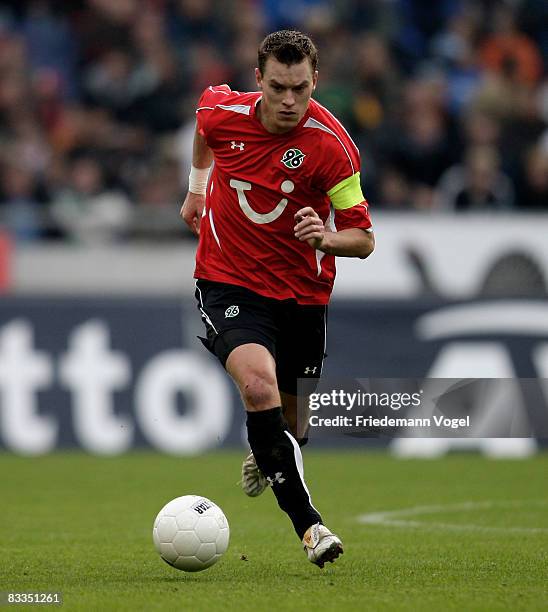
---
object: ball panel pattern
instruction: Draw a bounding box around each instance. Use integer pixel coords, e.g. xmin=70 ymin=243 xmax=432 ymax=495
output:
xmin=161 ymin=495 xmax=200 ymax=517
xmin=215 ymin=526 xmax=230 ymax=553
xmin=155 ymin=516 xmax=178 ymax=543
xmin=196 ymin=542 xmax=216 ymax=563
xmin=159 ymin=542 xmax=178 ymax=564
xmin=175 ymin=510 xmax=198 ymax=531
xmin=172 ymin=530 xmax=201 ymax=556
xmin=173 ymin=556 xmax=205 ymax=572
xmin=194 ymin=516 xmax=219 ymax=543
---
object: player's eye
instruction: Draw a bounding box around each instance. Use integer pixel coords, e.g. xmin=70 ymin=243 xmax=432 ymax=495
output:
xmin=272 ymin=85 xmax=283 ymax=92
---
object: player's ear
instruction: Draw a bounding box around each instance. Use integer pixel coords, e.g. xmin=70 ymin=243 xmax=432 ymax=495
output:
xmin=312 ymin=70 xmax=318 ymax=91
xmin=255 ymin=67 xmax=263 ymax=90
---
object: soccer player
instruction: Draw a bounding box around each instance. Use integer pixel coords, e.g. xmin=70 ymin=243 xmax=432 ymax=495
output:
xmin=181 ymin=30 xmax=374 ymax=568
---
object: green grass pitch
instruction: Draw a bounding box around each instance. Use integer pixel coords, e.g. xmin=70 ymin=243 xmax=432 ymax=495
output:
xmin=1 ymin=451 xmax=547 ymax=611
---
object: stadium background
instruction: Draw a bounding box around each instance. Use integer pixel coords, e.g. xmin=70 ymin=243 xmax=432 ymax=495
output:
xmin=0 ymin=0 xmax=546 ymax=455
xmin=0 ymin=3 xmax=547 ymax=610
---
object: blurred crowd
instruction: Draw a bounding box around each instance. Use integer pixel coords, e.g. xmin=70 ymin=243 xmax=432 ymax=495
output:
xmin=0 ymin=0 xmax=546 ymax=244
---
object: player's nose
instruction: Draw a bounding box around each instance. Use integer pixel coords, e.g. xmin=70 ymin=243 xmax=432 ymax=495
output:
xmin=283 ymin=91 xmax=296 ymax=106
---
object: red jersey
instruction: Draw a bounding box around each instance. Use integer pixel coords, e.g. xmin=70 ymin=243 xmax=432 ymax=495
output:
xmin=194 ymin=84 xmax=372 ymax=305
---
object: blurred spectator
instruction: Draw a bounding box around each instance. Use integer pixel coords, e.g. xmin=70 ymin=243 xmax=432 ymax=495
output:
xmin=394 ymin=0 xmax=461 ymax=70
xmin=0 ymin=162 xmax=45 ymax=241
xmin=308 ymin=26 xmax=356 ymax=126
xmin=353 ymin=33 xmax=401 ymax=131
xmin=379 ymin=77 xmax=458 ymax=208
xmin=437 ymin=145 xmax=514 ymax=210
xmin=168 ymin=0 xmax=227 ymax=46
xmin=83 ymin=48 xmax=158 ymax=115
xmin=480 ymin=4 xmax=543 ymax=86
xmin=132 ymin=155 xmax=186 ymax=240
xmin=260 ymin=0 xmax=330 ymax=31
xmin=72 ymin=0 xmax=136 ymax=62
xmin=377 ymin=167 xmax=412 ymax=210
xmin=21 ymin=1 xmax=79 ymax=100
xmin=514 ymin=145 xmax=548 ymax=211
xmin=343 ymin=0 xmax=399 ymax=38
xmin=50 ymin=155 xmax=132 ymax=244
xmin=131 ymin=7 xmax=186 ymax=131
xmin=461 ymin=107 xmax=501 ymax=148
xmin=539 ymin=81 xmax=548 ymax=126
xmin=516 ymin=0 xmax=548 ymax=62
xmin=431 ymin=6 xmax=485 ymax=115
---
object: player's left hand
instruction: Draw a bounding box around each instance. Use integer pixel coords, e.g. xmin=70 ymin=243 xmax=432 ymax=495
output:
xmin=294 ymin=207 xmax=327 ymax=250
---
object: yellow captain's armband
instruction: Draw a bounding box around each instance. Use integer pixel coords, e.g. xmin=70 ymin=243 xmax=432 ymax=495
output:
xmin=327 ymin=172 xmax=365 ymax=210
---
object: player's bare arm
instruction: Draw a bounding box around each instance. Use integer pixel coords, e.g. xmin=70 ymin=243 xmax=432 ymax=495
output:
xmin=294 ymin=207 xmax=375 ymax=259
xmin=180 ymin=125 xmax=213 ymax=236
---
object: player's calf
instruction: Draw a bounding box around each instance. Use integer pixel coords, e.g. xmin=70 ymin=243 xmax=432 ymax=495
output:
xmin=246 ymin=407 xmax=322 ymax=537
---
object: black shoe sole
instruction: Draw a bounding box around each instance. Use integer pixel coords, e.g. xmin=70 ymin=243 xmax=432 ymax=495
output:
xmin=316 ymin=542 xmax=344 ymax=569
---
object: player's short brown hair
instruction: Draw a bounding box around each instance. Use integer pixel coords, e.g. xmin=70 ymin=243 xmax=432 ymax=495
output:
xmin=258 ymin=30 xmax=318 ymax=75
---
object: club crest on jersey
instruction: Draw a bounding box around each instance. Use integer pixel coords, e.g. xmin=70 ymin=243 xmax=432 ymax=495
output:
xmin=225 ymin=305 xmax=239 ymax=318
xmin=281 ymin=148 xmax=305 ymax=169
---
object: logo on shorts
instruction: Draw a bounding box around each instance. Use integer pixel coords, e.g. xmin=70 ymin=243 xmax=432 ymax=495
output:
xmin=225 ymin=305 xmax=239 ymax=318
xmin=281 ymin=148 xmax=305 ymax=169
xmin=304 ymin=366 xmax=318 ymax=374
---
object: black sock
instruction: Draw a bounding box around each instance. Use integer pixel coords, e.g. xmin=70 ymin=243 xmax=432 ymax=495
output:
xmin=246 ymin=407 xmax=322 ymax=539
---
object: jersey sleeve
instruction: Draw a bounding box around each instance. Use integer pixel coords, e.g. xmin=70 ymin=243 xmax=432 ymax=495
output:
xmin=333 ymin=199 xmax=372 ymax=232
xmin=195 ymin=84 xmax=233 ymax=140
xmin=314 ymin=131 xmax=373 ymax=232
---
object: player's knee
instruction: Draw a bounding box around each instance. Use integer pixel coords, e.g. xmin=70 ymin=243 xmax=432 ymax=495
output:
xmin=240 ymin=372 xmax=278 ymax=411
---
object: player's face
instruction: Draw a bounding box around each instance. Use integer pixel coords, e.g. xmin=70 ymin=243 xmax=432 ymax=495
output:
xmin=255 ymin=57 xmax=318 ymax=134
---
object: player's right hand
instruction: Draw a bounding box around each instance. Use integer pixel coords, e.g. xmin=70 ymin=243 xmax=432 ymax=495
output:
xmin=180 ymin=192 xmax=205 ymax=237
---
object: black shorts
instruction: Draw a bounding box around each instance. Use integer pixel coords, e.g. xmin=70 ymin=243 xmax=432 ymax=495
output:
xmin=195 ymin=279 xmax=327 ymax=395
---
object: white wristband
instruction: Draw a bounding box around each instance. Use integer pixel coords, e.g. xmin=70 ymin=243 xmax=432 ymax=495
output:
xmin=188 ymin=165 xmax=210 ymax=196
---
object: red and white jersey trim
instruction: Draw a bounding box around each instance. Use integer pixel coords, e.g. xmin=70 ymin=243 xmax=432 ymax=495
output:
xmin=303 ymin=117 xmax=355 ymax=175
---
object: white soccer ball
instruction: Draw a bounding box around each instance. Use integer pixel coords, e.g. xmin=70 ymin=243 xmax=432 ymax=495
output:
xmin=153 ymin=495 xmax=230 ymax=572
